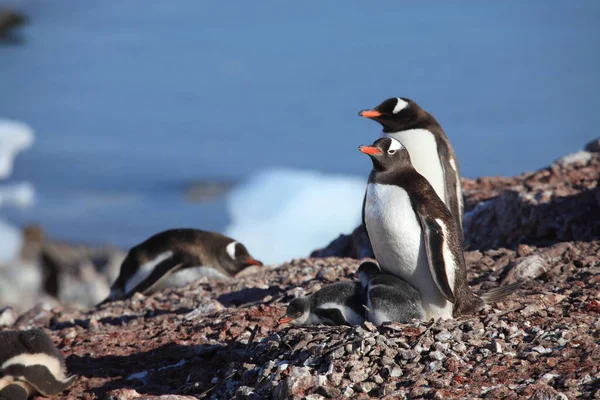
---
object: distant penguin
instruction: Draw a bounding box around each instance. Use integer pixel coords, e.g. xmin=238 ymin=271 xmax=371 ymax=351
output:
xmin=0 ymin=329 xmax=75 ymax=400
xmin=359 ymin=97 xmax=464 ymax=234
xmin=357 ymin=261 xmax=425 ymax=324
xmin=278 ymin=281 xmax=365 ymax=326
xmin=100 ymin=229 xmax=263 ymax=305
xmin=359 ymin=137 xmax=520 ymax=319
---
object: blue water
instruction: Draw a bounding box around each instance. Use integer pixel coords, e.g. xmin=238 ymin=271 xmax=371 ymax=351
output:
xmin=1 ymin=0 xmax=599 ymax=249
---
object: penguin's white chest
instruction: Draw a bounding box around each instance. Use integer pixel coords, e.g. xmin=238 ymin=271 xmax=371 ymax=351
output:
xmin=364 ymin=183 xmax=452 ymax=319
xmin=365 ymin=184 xmax=425 ymax=279
xmin=385 ymin=129 xmax=446 ymax=204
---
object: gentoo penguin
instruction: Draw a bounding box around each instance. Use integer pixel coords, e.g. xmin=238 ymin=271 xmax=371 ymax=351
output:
xmin=100 ymin=229 xmax=263 ymax=305
xmin=359 ymin=137 xmax=520 ymax=319
xmin=358 ymin=97 xmax=464 ymax=234
xmin=357 ymin=261 xmax=425 ymax=324
xmin=278 ymin=281 xmax=365 ymax=326
xmin=0 ymin=329 xmax=76 ymax=399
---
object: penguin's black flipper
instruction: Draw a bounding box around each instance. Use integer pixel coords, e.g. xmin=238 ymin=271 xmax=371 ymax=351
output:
xmin=313 ymin=308 xmax=350 ymax=326
xmin=417 ymin=214 xmax=456 ymax=303
xmin=0 ymin=383 xmax=28 ymax=400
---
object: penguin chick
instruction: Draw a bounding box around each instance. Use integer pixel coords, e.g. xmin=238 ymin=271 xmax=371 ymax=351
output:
xmin=279 ymin=282 xmax=365 ymax=326
xmin=0 ymin=329 xmax=76 ymax=399
xmin=100 ymin=229 xmax=263 ymax=305
xmin=357 ymin=261 xmax=425 ymax=324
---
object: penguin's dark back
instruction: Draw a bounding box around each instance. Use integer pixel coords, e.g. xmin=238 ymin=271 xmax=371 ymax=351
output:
xmin=310 ymin=281 xmax=364 ymax=309
xmin=0 ymin=329 xmax=63 ymax=367
xmin=128 ymin=228 xmax=233 ymax=266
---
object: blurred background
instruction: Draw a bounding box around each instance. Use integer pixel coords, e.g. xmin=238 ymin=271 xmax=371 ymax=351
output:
xmin=0 ymin=1 xmax=599 ymax=310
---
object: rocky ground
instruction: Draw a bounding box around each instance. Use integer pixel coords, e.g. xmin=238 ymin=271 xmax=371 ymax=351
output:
xmin=2 ymin=141 xmax=600 ymax=399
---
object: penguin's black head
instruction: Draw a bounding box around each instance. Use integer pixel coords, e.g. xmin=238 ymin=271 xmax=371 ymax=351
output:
xmin=358 ymin=97 xmax=424 ymax=133
xmin=278 ymin=297 xmax=310 ymax=325
xmin=220 ymin=240 xmax=263 ymax=276
xmin=358 ymin=137 xmax=412 ymax=172
xmin=356 ymin=261 xmax=381 ymax=287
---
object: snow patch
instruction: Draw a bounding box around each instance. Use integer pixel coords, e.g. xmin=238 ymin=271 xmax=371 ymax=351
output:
xmin=225 ymin=168 xmax=365 ymax=265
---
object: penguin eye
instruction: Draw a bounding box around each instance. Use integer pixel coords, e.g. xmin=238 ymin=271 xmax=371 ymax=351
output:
xmin=387 ymin=149 xmax=397 ymax=155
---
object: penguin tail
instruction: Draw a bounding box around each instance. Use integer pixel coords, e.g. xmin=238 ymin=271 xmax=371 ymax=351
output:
xmin=479 ymin=281 xmax=524 ymax=305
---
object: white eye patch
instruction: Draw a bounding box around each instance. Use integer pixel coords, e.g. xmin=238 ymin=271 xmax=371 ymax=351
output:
xmin=226 ymin=241 xmax=238 ymax=259
xmin=387 ymin=138 xmax=403 ymax=154
xmin=392 ymin=98 xmax=409 ymax=114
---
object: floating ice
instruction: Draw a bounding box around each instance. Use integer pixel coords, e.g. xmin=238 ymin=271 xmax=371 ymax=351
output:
xmin=0 ymin=182 xmax=35 ymax=209
xmin=0 ymin=119 xmax=34 ymax=179
xmin=225 ymin=168 xmax=365 ymax=265
xmin=0 ymin=119 xmax=36 ymax=263
xmin=0 ymin=219 xmax=22 ymax=264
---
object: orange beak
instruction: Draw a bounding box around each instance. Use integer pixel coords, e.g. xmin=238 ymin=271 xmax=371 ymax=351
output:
xmin=245 ymin=258 xmax=263 ymax=266
xmin=359 ymin=145 xmax=382 ymax=155
xmin=278 ymin=316 xmax=294 ymax=324
xmin=358 ymin=109 xmax=382 ymax=118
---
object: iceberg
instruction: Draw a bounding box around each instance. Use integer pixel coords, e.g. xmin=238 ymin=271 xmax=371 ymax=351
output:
xmin=0 ymin=119 xmax=36 ymax=263
xmin=0 ymin=119 xmax=34 ymax=179
xmin=225 ymin=168 xmax=366 ymax=265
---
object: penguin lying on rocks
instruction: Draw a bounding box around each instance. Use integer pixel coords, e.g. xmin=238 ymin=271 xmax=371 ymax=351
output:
xmin=100 ymin=229 xmax=263 ymax=305
xmin=0 ymin=329 xmax=75 ymax=400
xmin=357 ymin=261 xmax=425 ymax=324
xmin=278 ymin=281 xmax=365 ymax=326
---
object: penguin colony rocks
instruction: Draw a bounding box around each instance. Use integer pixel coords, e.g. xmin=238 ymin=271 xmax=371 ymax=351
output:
xmin=359 ymin=97 xmax=464 ymax=234
xmin=0 ymin=329 xmax=75 ymax=400
xmin=100 ymin=229 xmax=262 ymax=305
xmin=359 ymin=136 xmax=520 ymax=319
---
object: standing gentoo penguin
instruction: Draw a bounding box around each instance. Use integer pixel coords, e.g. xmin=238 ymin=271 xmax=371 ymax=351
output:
xmin=278 ymin=281 xmax=365 ymax=326
xmin=357 ymin=261 xmax=425 ymax=324
xmin=100 ymin=229 xmax=263 ymax=305
xmin=359 ymin=137 xmax=520 ymax=319
xmin=0 ymin=329 xmax=76 ymax=399
xmin=358 ymin=97 xmax=464 ymax=234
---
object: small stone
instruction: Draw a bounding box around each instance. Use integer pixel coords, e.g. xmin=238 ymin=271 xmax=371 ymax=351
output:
xmin=490 ymin=340 xmax=503 ymax=354
xmin=429 ymin=351 xmax=446 ymax=361
xmin=349 ymin=365 xmax=369 ymax=383
xmin=390 ymin=366 xmax=403 ymax=378
xmin=452 ymin=342 xmax=467 ymax=353
xmin=355 ymin=381 xmax=376 ymax=393
xmin=363 ymin=321 xmax=377 ymax=332
xmin=434 ymin=331 xmax=452 ymax=342
xmin=381 ymin=355 xmax=394 ymax=365
xmin=342 ymin=386 xmax=355 ymax=398
xmin=532 ymin=346 xmax=552 ymax=355
xmin=316 ymin=386 xmax=341 ymax=399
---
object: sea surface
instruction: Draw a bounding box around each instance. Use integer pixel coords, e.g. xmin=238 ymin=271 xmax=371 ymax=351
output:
xmin=0 ymin=0 xmax=599 ymax=256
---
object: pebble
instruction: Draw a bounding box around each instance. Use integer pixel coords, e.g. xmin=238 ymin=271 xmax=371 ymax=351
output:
xmin=434 ymin=331 xmax=452 ymax=342
xmin=429 ymin=351 xmax=446 ymax=361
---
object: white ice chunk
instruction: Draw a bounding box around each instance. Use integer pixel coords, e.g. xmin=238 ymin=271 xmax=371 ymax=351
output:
xmin=225 ymin=168 xmax=365 ymax=265
xmin=0 ymin=119 xmax=34 ymax=179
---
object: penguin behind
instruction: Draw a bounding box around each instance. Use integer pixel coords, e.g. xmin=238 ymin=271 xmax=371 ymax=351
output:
xmin=357 ymin=261 xmax=425 ymax=324
xmin=359 ymin=137 xmax=520 ymax=319
xmin=100 ymin=229 xmax=263 ymax=305
xmin=0 ymin=329 xmax=76 ymax=399
xmin=358 ymin=97 xmax=464 ymax=234
xmin=278 ymin=281 xmax=365 ymax=326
